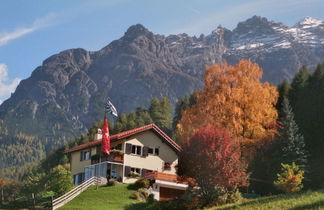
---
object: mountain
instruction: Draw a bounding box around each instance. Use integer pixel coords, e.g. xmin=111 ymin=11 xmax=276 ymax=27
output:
xmin=1 ymin=16 xmax=324 ymax=173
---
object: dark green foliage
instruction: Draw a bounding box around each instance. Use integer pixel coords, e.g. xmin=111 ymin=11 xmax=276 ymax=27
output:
xmin=113 ymin=107 xmax=153 ymax=133
xmin=276 ymin=79 xmax=291 ymax=117
xmin=251 ymin=64 xmax=324 ymax=193
xmin=149 ymin=97 xmax=172 ymax=135
xmin=112 ymin=97 xmax=172 ymax=135
xmin=133 ymin=178 xmax=150 ymax=190
xmin=107 ymin=179 xmax=117 ymax=187
xmin=286 ymin=64 xmax=324 ymax=188
xmin=289 ymin=66 xmax=310 ymax=106
xmin=276 ymin=97 xmax=308 ymax=170
xmin=21 ymin=164 xmax=72 ymax=198
xmin=45 ymin=165 xmax=73 ymax=196
xmin=172 ymin=94 xmax=196 ymax=132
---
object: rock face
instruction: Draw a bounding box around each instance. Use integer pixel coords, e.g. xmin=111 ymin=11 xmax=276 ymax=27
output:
xmin=1 ymin=16 xmax=324 ymax=168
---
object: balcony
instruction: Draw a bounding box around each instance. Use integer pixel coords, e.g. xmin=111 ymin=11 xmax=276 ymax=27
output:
xmin=91 ymin=150 xmax=124 ymax=164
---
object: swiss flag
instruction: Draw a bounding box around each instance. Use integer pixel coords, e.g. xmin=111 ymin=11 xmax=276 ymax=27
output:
xmin=101 ymin=117 xmax=110 ymax=155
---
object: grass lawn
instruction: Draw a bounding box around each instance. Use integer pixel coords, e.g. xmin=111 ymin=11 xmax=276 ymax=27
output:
xmin=210 ymin=189 xmax=324 ymax=210
xmin=59 ymin=184 xmax=324 ymax=210
xmin=59 ymin=184 xmax=140 ymax=210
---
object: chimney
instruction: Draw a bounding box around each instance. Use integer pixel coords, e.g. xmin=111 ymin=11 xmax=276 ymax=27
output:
xmin=94 ymin=128 xmax=102 ymax=140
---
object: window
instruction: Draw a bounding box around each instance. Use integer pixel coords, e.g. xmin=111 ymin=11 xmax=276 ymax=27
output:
xmin=73 ymin=173 xmax=85 ymax=185
xmin=148 ymin=147 xmax=154 ymax=154
xmin=164 ymin=162 xmax=171 ymax=170
xmin=131 ymin=145 xmax=142 ymax=155
xmin=111 ymin=144 xmax=122 ymax=151
xmin=155 ymin=148 xmax=159 ymax=155
xmin=131 ymin=168 xmax=141 ymax=174
xmin=80 ymin=150 xmax=91 ymax=161
xmin=146 ymin=147 xmax=159 ymax=155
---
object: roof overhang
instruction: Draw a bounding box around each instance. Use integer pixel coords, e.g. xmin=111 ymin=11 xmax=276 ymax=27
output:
xmin=65 ymin=124 xmax=182 ymax=154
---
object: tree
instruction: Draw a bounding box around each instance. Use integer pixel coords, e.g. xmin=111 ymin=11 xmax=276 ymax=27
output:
xmin=274 ymin=162 xmax=304 ymax=193
xmin=276 ymin=79 xmax=291 ymax=117
xmin=177 ymin=126 xmax=248 ymax=205
xmin=276 ymin=97 xmax=308 ymax=170
xmin=45 ymin=164 xmax=73 ymax=196
xmin=149 ymin=97 xmax=172 ymax=134
xmin=289 ymin=66 xmax=310 ymax=107
xmin=177 ymin=60 xmax=278 ymax=142
xmin=287 ymin=64 xmax=324 ymax=188
xmin=172 ymin=94 xmax=197 ymax=143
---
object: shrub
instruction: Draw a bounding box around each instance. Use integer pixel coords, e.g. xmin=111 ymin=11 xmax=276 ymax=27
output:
xmin=227 ymin=190 xmax=243 ymax=203
xmin=106 ymin=179 xmax=117 ymax=187
xmin=274 ymin=162 xmax=304 ymax=193
xmin=134 ymin=178 xmax=150 ymax=189
xmin=132 ymin=188 xmax=150 ymax=201
xmin=46 ymin=165 xmax=73 ymax=196
xmin=147 ymin=193 xmax=155 ymax=204
xmin=180 ymin=186 xmax=203 ymax=209
xmin=178 ymin=126 xmax=249 ymax=206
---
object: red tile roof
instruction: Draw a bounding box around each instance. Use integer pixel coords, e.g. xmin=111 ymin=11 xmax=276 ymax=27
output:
xmin=65 ymin=124 xmax=182 ymax=153
xmin=145 ymin=171 xmax=195 ymax=185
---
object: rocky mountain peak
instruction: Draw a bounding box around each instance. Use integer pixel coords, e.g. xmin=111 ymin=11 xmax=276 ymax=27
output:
xmin=123 ymin=24 xmax=152 ymax=39
xmin=295 ymin=16 xmax=324 ymax=29
xmin=233 ymin=16 xmax=276 ymax=35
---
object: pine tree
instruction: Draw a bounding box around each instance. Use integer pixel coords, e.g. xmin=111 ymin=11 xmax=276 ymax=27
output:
xmin=149 ymin=97 xmax=172 ymax=134
xmin=289 ymin=66 xmax=310 ymax=106
xmin=172 ymin=94 xmax=196 ymax=132
xmin=277 ymin=97 xmax=308 ymax=170
xmin=303 ymin=63 xmax=324 ymax=188
xmin=276 ymin=79 xmax=291 ymax=117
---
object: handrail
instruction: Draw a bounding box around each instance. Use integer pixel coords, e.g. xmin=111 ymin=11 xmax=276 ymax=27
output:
xmin=52 ymin=176 xmax=101 ymax=210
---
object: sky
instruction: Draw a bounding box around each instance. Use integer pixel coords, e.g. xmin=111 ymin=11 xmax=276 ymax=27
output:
xmin=0 ymin=0 xmax=324 ymax=104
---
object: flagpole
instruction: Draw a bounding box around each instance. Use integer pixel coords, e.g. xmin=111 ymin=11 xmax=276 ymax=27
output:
xmin=99 ymin=110 xmax=106 ymax=165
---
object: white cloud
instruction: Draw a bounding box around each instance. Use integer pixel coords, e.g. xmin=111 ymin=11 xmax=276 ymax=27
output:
xmin=0 ymin=13 xmax=57 ymax=46
xmin=0 ymin=64 xmax=21 ymax=104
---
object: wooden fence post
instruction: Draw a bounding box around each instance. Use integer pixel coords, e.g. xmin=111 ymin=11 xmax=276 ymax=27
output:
xmin=51 ymin=195 xmax=53 ymax=208
xmin=1 ymin=188 xmax=3 ymax=205
xmin=32 ymin=193 xmax=35 ymax=209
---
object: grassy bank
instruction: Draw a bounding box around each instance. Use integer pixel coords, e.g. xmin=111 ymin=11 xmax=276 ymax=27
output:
xmin=211 ymin=189 xmax=324 ymax=210
xmin=60 ymin=184 xmax=324 ymax=210
xmin=59 ymin=184 xmax=139 ymax=210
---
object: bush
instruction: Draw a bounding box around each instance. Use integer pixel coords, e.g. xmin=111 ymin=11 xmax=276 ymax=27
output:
xmin=274 ymin=162 xmax=304 ymax=193
xmin=178 ymin=126 xmax=248 ymax=206
xmin=106 ymin=179 xmax=117 ymax=187
xmin=132 ymin=188 xmax=150 ymax=201
xmin=227 ymin=190 xmax=243 ymax=203
xmin=180 ymin=186 xmax=203 ymax=209
xmin=45 ymin=165 xmax=73 ymax=196
xmin=134 ymin=178 xmax=150 ymax=190
xmin=147 ymin=193 xmax=155 ymax=204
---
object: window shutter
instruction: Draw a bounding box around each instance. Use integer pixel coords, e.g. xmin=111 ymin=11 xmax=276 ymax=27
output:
xmin=124 ymin=166 xmax=131 ymax=177
xmin=80 ymin=152 xmax=83 ymax=161
xmin=141 ymin=168 xmax=147 ymax=177
xmin=142 ymin=146 xmax=149 ymax=157
xmin=125 ymin=143 xmax=132 ymax=154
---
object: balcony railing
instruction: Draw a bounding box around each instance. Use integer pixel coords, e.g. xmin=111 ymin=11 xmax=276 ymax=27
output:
xmin=91 ymin=150 xmax=124 ymax=164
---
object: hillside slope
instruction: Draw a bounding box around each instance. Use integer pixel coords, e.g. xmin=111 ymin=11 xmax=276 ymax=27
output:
xmin=60 ymin=185 xmax=324 ymax=210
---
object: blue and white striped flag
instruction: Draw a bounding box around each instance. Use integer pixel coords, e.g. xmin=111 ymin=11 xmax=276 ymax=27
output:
xmin=105 ymin=99 xmax=118 ymax=117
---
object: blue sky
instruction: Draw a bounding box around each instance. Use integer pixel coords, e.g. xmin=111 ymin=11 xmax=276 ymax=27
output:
xmin=0 ymin=0 xmax=324 ymax=104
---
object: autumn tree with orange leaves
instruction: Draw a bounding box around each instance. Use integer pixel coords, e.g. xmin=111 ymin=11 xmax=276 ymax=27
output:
xmin=176 ymin=60 xmax=278 ymax=144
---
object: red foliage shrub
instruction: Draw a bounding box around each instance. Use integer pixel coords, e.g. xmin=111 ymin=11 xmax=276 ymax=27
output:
xmin=178 ymin=126 xmax=249 ymax=204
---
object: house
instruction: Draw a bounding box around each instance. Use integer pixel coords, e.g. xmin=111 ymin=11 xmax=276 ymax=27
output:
xmin=65 ymin=124 xmax=187 ymax=200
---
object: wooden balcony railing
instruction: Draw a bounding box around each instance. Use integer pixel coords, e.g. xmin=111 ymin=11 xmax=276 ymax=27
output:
xmin=91 ymin=150 xmax=124 ymax=164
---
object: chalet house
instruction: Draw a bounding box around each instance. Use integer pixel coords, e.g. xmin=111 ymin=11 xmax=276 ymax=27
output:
xmin=65 ymin=124 xmax=187 ymax=200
